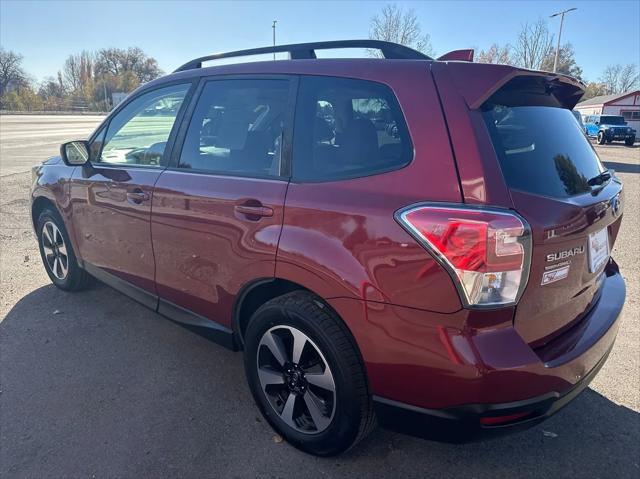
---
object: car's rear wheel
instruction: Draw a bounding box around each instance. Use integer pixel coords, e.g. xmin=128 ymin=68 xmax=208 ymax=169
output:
xmin=37 ymin=208 xmax=91 ymax=291
xmin=625 ymin=138 xmax=635 ymax=146
xmin=597 ymin=131 xmax=606 ymax=145
xmin=243 ymin=291 xmax=375 ymax=456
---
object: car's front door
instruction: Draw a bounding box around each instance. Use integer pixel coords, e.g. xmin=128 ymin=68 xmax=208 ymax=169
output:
xmin=151 ymin=77 xmax=294 ymax=328
xmin=70 ymin=83 xmax=192 ymax=302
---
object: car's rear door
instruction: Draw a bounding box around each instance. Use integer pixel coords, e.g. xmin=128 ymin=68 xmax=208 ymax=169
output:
xmin=150 ymin=76 xmax=295 ymax=329
xmin=70 ymin=82 xmax=192 ymax=302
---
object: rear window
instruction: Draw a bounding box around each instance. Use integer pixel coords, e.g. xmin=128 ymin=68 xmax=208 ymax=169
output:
xmin=482 ymin=105 xmax=605 ymax=198
xmin=292 ymin=76 xmax=413 ymax=181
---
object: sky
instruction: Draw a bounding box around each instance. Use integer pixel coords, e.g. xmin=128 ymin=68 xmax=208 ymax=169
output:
xmin=1 ymin=0 xmax=639 ymax=83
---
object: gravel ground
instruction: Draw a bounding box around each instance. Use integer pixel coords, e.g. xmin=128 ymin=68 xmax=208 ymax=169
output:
xmin=0 ymin=135 xmax=638 ymax=478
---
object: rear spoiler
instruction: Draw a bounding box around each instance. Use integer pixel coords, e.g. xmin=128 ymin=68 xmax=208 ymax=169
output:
xmin=437 ymin=49 xmax=474 ymax=62
xmin=433 ymin=62 xmax=586 ymax=110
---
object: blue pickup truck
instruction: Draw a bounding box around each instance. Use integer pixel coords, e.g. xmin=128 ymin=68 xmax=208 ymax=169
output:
xmin=583 ymin=114 xmax=636 ymax=146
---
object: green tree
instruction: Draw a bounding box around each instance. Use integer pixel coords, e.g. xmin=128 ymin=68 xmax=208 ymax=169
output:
xmin=94 ymin=47 xmax=163 ymax=83
xmin=0 ymin=85 xmax=43 ymax=111
xmin=581 ymin=82 xmax=607 ymax=101
xmin=540 ymin=43 xmax=583 ymax=79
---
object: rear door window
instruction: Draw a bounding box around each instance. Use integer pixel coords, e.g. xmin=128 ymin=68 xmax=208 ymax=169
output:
xmin=482 ymin=105 xmax=605 ymax=198
xmin=178 ymin=79 xmax=290 ymax=178
xmin=292 ymin=76 xmax=413 ymax=181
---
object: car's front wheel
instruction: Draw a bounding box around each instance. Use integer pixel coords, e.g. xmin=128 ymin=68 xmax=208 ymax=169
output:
xmin=243 ymin=291 xmax=375 ymax=456
xmin=597 ymin=131 xmax=606 ymax=145
xmin=37 ymin=208 xmax=91 ymax=291
xmin=625 ymin=137 xmax=635 ymax=146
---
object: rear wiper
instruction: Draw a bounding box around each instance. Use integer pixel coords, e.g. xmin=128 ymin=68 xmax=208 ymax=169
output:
xmin=587 ymin=169 xmax=612 ymax=187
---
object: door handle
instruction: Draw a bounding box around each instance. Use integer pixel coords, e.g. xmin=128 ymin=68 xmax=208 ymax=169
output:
xmin=234 ymin=204 xmax=274 ymax=218
xmin=126 ymin=189 xmax=150 ymax=204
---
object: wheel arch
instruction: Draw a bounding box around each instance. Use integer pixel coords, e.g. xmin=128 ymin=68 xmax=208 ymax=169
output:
xmin=31 ymin=194 xmax=83 ymax=266
xmin=31 ymin=196 xmax=57 ymax=231
xmin=232 ymin=276 xmax=361 ymax=355
xmin=233 ymin=277 xmax=310 ymax=349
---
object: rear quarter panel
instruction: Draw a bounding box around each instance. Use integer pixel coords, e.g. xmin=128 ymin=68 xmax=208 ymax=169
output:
xmin=276 ymin=61 xmax=463 ymax=313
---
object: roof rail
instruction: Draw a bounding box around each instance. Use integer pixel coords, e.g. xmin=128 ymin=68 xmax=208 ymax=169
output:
xmin=174 ymin=40 xmax=431 ymax=72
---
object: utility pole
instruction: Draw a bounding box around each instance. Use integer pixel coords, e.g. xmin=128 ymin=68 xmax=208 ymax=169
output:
xmin=272 ymin=20 xmax=277 ymax=60
xmin=103 ymin=80 xmax=108 ymax=111
xmin=550 ymin=7 xmax=577 ymax=73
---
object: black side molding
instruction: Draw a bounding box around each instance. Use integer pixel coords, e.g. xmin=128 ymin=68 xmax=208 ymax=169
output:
xmin=83 ymin=262 xmax=237 ymax=351
xmin=158 ymin=299 xmax=237 ymax=351
xmin=84 ymin=262 xmax=158 ymax=310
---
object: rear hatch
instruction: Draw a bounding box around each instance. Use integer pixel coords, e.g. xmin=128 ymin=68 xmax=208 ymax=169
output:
xmin=480 ymin=76 xmax=624 ymax=346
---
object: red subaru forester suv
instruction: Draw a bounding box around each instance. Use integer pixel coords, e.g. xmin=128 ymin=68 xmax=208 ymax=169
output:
xmin=31 ymin=41 xmax=625 ymax=456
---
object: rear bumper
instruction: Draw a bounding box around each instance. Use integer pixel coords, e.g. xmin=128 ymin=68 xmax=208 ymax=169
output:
xmin=328 ymin=259 xmax=625 ymax=442
xmin=373 ymin=341 xmax=613 ymax=442
xmin=369 ymin=260 xmax=625 ymax=441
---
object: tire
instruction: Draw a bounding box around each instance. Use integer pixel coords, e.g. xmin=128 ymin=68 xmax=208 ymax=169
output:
xmin=243 ymin=291 xmax=375 ymax=456
xmin=597 ymin=131 xmax=606 ymax=145
xmin=36 ymin=208 xmax=92 ymax=291
xmin=625 ymin=138 xmax=635 ymax=146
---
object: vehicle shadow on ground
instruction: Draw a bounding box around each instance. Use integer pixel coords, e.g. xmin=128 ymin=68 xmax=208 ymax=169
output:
xmin=1 ymin=284 xmax=638 ymax=478
xmin=603 ymin=161 xmax=640 ymax=174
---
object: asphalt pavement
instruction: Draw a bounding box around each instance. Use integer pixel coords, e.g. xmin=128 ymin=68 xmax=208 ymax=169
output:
xmin=0 ymin=115 xmax=638 ymax=478
xmin=0 ymin=115 xmax=105 ymax=176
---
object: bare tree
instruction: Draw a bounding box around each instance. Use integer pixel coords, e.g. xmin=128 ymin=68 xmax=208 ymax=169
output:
xmin=513 ymin=19 xmax=554 ymax=70
xmin=0 ymin=48 xmax=28 ymax=94
xmin=476 ymin=44 xmax=513 ymax=65
xmin=369 ymin=4 xmax=434 ymax=57
xmin=62 ymin=51 xmax=94 ymax=93
xmin=618 ymin=64 xmax=639 ymax=92
xmin=600 ymin=64 xmax=639 ymax=94
xmin=599 ymin=64 xmax=621 ymax=94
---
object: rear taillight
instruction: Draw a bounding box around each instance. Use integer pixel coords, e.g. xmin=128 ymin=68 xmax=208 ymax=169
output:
xmin=395 ymin=204 xmax=531 ymax=308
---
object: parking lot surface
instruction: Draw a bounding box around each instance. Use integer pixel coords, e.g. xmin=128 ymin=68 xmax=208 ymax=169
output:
xmin=1 ymin=115 xmax=638 ymax=478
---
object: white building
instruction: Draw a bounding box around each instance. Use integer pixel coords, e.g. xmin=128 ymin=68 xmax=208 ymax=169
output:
xmin=575 ymin=90 xmax=640 ymax=132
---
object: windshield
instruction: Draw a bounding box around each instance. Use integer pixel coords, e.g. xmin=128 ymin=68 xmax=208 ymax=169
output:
xmin=483 ymin=105 xmax=605 ymax=198
xmin=600 ymin=116 xmax=626 ymax=125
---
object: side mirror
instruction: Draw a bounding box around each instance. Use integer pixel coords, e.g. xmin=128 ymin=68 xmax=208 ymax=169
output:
xmin=595 ymin=121 xmax=599 ymax=125
xmin=60 ymin=140 xmax=90 ymax=166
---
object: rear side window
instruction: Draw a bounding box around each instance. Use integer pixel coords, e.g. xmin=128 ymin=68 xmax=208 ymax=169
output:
xmin=178 ymin=79 xmax=290 ymax=177
xmin=293 ymin=76 xmax=413 ymax=181
xmin=482 ymin=105 xmax=605 ymax=198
